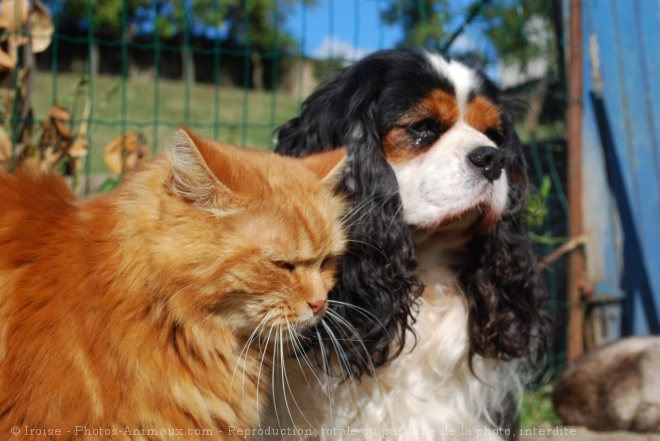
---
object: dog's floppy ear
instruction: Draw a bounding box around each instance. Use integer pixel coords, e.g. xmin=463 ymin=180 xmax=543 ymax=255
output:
xmin=276 ymin=55 xmax=382 ymax=157
xmin=328 ymin=134 xmax=422 ymax=377
xmin=276 ymin=55 xmax=423 ymax=378
xmin=460 ymin=109 xmax=551 ymax=364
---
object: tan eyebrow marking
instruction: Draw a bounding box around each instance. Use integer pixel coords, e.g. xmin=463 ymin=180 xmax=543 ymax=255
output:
xmin=464 ymin=95 xmax=502 ymax=134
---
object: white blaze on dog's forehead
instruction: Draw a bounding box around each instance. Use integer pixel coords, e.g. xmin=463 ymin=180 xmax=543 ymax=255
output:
xmin=424 ymin=51 xmax=482 ymax=117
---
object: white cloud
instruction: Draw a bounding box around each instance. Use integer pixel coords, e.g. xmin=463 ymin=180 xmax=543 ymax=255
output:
xmin=312 ymin=36 xmax=373 ymax=63
xmin=450 ymin=33 xmax=479 ymax=54
xmin=497 ymin=16 xmax=553 ymax=87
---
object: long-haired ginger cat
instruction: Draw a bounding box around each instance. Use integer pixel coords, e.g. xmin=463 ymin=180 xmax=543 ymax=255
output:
xmin=0 ymin=128 xmax=347 ymax=440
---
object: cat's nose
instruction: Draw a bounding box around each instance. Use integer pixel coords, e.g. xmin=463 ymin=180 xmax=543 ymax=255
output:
xmin=307 ymin=300 xmax=327 ymax=315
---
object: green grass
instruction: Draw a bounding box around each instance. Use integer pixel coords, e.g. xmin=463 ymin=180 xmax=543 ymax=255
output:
xmin=29 ymin=71 xmax=302 ymax=175
xmin=519 ymin=386 xmax=562 ymax=429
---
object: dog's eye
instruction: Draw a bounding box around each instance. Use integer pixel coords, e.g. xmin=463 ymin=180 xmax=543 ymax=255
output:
xmin=407 ymin=118 xmax=442 ymax=148
xmin=485 ymin=128 xmax=504 ymax=145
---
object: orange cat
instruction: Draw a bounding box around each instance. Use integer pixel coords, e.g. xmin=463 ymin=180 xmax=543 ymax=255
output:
xmin=0 ymin=129 xmax=347 ymax=440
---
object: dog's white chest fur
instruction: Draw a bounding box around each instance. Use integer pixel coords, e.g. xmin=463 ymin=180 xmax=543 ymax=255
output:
xmin=264 ymin=252 xmax=519 ymax=441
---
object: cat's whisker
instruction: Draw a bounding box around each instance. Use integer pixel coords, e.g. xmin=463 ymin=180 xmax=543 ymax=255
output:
xmin=340 ymin=191 xmax=399 ymax=226
xmin=320 ymin=321 xmax=359 ymax=409
xmin=228 ymin=338 xmax=253 ymax=404
xmin=279 ymin=323 xmax=322 ymax=441
xmin=286 ymin=324 xmax=329 ymax=399
xmin=388 ymin=200 xmax=406 ymax=230
xmin=327 ymin=299 xmax=391 ymax=337
xmin=255 ymin=321 xmax=276 ymax=435
xmin=324 ymin=310 xmax=378 ymax=380
xmin=324 ymin=310 xmax=368 ymax=343
xmin=314 ymin=327 xmax=336 ymax=425
xmin=322 ymin=299 xmax=391 ymax=377
xmin=276 ymin=328 xmax=291 ymax=441
xmin=279 ymin=320 xmax=327 ymax=439
xmin=277 ymin=327 xmax=303 ymax=441
xmin=324 ymin=311 xmax=368 ymax=348
xmin=319 ymin=316 xmax=364 ymax=407
xmin=262 ymin=325 xmax=282 ymax=441
xmin=245 ymin=322 xmax=274 ymax=411
xmin=228 ymin=311 xmax=273 ymax=404
xmin=200 ymin=312 xmax=215 ymax=325
xmin=344 ymin=238 xmax=389 ymax=261
xmin=284 ymin=325 xmax=338 ymax=421
xmin=152 ymin=283 xmax=194 ymax=323
xmin=270 ymin=324 xmax=285 ymax=439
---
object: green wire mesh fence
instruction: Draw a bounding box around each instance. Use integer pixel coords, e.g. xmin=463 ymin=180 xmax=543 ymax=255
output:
xmin=0 ymin=0 xmax=569 ymax=380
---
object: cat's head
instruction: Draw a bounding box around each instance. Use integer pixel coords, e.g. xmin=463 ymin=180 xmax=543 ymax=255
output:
xmin=135 ymin=128 xmax=347 ymax=338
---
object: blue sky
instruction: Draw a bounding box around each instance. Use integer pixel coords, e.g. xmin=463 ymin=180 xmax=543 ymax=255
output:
xmin=283 ymin=0 xmax=506 ymax=83
xmin=285 ymin=0 xmax=403 ymax=60
xmin=284 ymin=0 xmax=498 ymax=65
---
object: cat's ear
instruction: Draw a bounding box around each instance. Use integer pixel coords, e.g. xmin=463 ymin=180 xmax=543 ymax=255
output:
xmin=301 ymin=147 xmax=347 ymax=189
xmin=166 ymin=128 xmax=238 ymax=211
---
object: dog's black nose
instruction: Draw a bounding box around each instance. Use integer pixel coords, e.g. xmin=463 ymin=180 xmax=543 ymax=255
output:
xmin=468 ymin=146 xmax=504 ymax=182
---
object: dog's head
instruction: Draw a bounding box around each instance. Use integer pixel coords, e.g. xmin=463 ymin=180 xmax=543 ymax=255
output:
xmin=276 ymin=48 xmax=548 ymax=377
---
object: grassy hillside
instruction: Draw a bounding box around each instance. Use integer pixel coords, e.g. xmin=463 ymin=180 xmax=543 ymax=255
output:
xmin=29 ymin=71 xmax=303 ymax=175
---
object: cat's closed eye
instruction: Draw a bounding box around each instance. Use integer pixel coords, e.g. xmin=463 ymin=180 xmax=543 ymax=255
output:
xmin=320 ymin=256 xmax=339 ymax=272
xmin=273 ymin=261 xmax=296 ymax=272
xmin=271 ymin=256 xmax=339 ymax=274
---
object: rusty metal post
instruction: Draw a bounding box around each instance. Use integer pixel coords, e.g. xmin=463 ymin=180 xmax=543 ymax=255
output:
xmin=567 ymin=0 xmax=587 ymax=361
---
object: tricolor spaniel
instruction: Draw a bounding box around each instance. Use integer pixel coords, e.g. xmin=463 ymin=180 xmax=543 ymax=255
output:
xmin=264 ymin=48 xmax=549 ymax=440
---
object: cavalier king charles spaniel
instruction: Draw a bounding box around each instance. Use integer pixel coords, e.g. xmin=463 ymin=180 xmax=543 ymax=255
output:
xmin=263 ymin=48 xmax=549 ymax=440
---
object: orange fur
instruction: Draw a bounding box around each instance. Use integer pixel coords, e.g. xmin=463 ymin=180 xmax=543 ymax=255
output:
xmin=0 ymin=129 xmax=346 ymax=440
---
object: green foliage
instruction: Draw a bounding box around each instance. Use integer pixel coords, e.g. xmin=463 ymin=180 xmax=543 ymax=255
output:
xmin=46 ymin=0 xmax=316 ymax=54
xmin=526 ymin=174 xmax=551 ymax=230
xmin=381 ymin=0 xmax=556 ymax=71
xmin=97 ymin=176 xmax=122 ymax=193
xmin=519 ymin=385 xmax=561 ymax=428
xmin=481 ymin=0 xmax=555 ymax=68
xmin=151 ymin=0 xmax=315 ymax=53
xmin=381 ymin=0 xmax=450 ymax=50
xmin=153 ymin=0 xmax=232 ymax=40
xmin=57 ymin=0 xmax=146 ymax=36
xmin=526 ymin=175 xmax=571 ymax=246
xmin=222 ymin=0 xmax=314 ymax=52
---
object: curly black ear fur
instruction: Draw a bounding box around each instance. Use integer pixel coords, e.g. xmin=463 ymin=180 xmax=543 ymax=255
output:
xmin=275 ymin=54 xmax=424 ymax=378
xmin=459 ymin=109 xmax=551 ymax=364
